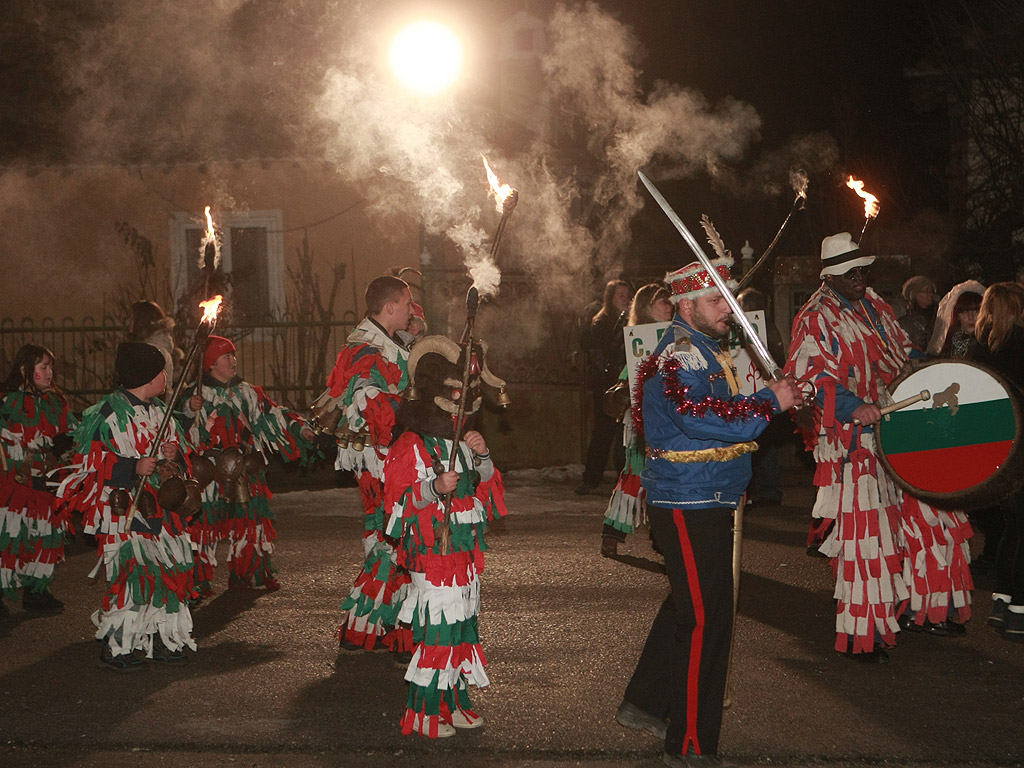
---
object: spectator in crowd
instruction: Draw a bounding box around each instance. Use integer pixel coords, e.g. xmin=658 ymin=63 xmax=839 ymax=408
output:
xmin=927 ymin=281 xmax=985 ymax=357
xmin=897 ymin=275 xmax=937 ymax=353
xmin=601 ymin=283 xmax=673 ymax=557
xmin=967 ymin=282 xmax=1024 ymax=638
xmin=577 ymin=280 xmax=630 ymax=495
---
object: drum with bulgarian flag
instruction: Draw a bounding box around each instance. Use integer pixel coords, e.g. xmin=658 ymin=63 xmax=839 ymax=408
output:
xmin=876 ymin=359 xmax=1024 ymax=510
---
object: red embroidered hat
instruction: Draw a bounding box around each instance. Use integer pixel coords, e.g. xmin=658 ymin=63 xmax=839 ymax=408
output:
xmin=665 ymin=258 xmax=737 ymax=302
xmin=203 ymin=335 xmax=236 ymax=370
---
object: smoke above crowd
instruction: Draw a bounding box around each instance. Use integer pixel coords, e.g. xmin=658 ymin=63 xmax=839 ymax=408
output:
xmin=39 ymin=0 xmax=837 ymax=313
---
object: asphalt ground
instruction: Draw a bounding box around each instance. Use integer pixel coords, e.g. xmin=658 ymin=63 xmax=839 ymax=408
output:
xmin=1 ymin=458 xmax=1022 ymax=768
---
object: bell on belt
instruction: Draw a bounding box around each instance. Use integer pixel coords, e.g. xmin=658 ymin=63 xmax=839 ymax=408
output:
xmin=336 ymin=431 xmax=351 ymax=449
xmin=108 ymin=489 xmax=131 ymax=516
xmin=137 ymin=490 xmax=160 ymax=520
xmin=191 ymin=453 xmax=217 ymax=489
xmin=351 ymin=432 xmax=366 ymax=452
xmin=495 ymin=385 xmax=511 ymax=408
xmin=405 ymin=384 xmax=420 ymax=401
xmin=157 ymin=475 xmax=187 ymax=511
xmin=235 ymin=476 xmax=251 ymax=505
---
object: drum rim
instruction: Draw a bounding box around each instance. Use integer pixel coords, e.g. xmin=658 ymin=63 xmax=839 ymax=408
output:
xmin=876 ymin=358 xmax=1024 ymax=505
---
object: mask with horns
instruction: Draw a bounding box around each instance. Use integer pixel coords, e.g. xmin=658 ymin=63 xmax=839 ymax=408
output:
xmin=399 ymin=335 xmax=509 ymax=439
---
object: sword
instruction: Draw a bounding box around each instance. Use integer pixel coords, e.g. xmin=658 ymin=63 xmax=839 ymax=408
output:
xmin=638 ymin=171 xmax=782 ymax=381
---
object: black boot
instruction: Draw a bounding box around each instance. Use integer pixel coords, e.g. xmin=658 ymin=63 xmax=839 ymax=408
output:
xmin=99 ymin=643 xmax=146 ymax=672
xmin=151 ymin=634 xmax=189 ymax=664
xmin=23 ymin=589 xmax=64 ymax=614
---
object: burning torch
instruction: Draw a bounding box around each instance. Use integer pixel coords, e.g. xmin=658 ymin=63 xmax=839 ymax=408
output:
xmin=847 ymin=176 xmax=879 ymax=242
xmin=736 ymin=169 xmax=809 ymax=292
xmin=124 ymin=294 xmax=223 ymax=527
xmin=482 ymin=155 xmax=518 ymax=259
xmin=436 ymin=159 xmax=518 ymax=553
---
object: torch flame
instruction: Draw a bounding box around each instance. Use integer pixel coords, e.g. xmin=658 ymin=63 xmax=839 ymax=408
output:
xmin=482 ymin=155 xmax=513 ymax=213
xmin=846 ymin=176 xmax=879 ymax=219
xmin=198 ymin=205 xmax=221 ymax=269
xmin=199 ymin=295 xmax=223 ymax=325
xmin=790 ymin=168 xmax=809 ymax=201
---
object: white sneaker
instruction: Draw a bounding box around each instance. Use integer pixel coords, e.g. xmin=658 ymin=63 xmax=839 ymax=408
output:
xmin=435 ymin=723 xmax=457 ymax=738
xmin=451 ymin=709 xmax=485 ymax=729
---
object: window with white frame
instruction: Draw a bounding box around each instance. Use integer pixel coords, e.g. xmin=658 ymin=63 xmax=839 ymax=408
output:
xmin=169 ymin=210 xmax=285 ymax=321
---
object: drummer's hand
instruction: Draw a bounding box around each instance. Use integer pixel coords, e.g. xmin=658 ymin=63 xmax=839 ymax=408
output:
xmin=767 ymin=376 xmax=803 ymax=412
xmin=851 ymin=403 xmax=882 ymax=426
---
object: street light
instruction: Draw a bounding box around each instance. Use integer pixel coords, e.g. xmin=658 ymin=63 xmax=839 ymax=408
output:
xmin=388 ymin=20 xmax=463 ymax=95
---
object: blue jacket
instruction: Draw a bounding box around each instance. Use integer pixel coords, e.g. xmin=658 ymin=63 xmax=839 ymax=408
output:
xmin=640 ymin=316 xmax=781 ymax=510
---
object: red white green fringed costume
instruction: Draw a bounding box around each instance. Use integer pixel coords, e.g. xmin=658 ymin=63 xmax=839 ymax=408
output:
xmin=602 ymin=415 xmax=647 ymax=535
xmin=186 ymin=375 xmax=314 ymax=593
xmin=327 ymin=319 xmax=411 ymax=650
xmin=58 ymin=389 xmax=196 ymax=658
xmin=382 ymin=431 xmax=507 ymax=738
xmin=786 ymin=286 xmax=973 ymax=654
xmin=0 ymin=390 xmax=77 ymax=599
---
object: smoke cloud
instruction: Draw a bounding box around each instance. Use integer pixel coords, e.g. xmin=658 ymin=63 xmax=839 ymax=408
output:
xmin=36 ymin=0 xmax=837 ymax=335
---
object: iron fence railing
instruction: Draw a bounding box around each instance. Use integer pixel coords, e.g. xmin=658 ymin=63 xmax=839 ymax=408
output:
xmin=2 ymin=300 xmax=584 ymax=415
xmin=0 ymin=315 xmax=359 ymax=412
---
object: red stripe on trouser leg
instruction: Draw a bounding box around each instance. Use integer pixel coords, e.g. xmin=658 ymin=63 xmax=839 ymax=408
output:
xmin=674 ymin=508 xmax=704 ymax=757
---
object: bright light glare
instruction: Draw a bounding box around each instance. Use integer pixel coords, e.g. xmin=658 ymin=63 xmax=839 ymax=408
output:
xmin=389 ymin=21 xmax=463 ymax=95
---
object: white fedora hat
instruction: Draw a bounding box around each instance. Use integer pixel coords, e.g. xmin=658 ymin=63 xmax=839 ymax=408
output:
xmin=819 ymin=232 xmax=875 ymax=278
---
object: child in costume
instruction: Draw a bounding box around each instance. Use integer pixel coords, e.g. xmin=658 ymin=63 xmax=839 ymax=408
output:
xmin=58 ymin=341 xmax=196 ymax=670
xmin=383 ymin=334 xmax=508 ymax=739
xmin=184 ymin=335 xmax=315 ymax=594
xmin=0 ymin=344 xmax=77 ymax=617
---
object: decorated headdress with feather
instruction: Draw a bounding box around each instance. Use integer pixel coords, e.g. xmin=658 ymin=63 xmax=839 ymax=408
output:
xmin=664 ymin=214 xmax=737 ymax=302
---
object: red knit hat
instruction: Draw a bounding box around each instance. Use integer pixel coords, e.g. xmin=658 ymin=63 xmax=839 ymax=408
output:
xmin=203 ymin=335 xmax=236 ymax=370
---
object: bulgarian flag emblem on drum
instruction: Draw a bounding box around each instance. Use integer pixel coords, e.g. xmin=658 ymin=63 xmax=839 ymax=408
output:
xmin=877 ymin=360 xmax=1020 ymax=503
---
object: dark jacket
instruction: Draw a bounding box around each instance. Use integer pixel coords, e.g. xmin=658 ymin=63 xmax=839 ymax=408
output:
xmin=967 ymin=323 xmax=1024 ymax=392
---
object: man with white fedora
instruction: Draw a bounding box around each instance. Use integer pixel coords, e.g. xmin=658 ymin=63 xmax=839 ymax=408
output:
xmin=786 ymin=233 xmax=974 ymax=663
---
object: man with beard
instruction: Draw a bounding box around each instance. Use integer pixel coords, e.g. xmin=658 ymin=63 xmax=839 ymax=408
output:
xmin=614 ymin=258 xmax=801 ymax=768
xmin=785 ymin=233 xmax=973 ymax=664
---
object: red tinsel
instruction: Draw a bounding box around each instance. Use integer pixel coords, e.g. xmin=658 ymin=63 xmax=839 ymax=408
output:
xmin=631 ymin=353 xmax=774 ymax=437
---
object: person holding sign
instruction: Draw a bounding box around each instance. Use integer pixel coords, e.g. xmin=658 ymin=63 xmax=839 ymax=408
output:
xmin=601 ymin=283 xmax=673 ymax=557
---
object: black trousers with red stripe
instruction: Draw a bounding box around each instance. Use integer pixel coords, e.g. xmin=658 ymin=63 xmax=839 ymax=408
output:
xmin=624 ymin=504 xmax=734 ymax=757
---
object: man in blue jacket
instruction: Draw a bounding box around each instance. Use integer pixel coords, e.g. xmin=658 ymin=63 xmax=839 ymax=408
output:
xmin=615 ymin=258 xmax=801 ymax=768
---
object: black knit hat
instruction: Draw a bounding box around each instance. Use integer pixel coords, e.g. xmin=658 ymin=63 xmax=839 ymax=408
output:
xmin=115 ymin=342 xmax=166 ymax=389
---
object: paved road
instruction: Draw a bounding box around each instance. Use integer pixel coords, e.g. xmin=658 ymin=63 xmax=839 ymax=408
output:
xmin=1 ymin=461 xmax=1022 ymax=768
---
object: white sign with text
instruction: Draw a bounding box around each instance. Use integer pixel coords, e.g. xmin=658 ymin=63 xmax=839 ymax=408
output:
xmin=623 ymin=310 xmax=769 ymax=402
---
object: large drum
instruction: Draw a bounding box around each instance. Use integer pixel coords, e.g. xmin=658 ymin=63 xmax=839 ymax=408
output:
xmin=876 ymin=359 xmax=1024 ymax=510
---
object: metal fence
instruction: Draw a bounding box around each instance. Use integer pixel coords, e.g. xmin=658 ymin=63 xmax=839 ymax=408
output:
xmin=0 ymin=315 xmax=359 ymax=412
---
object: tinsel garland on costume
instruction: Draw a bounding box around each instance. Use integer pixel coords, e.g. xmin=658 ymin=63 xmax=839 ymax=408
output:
xmin=631 ymin=354 xmax=775 ymax=438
